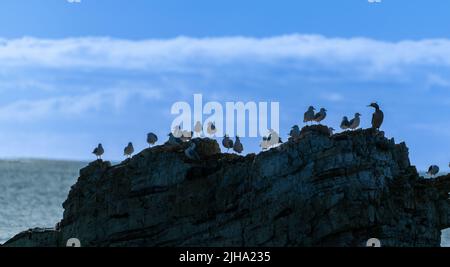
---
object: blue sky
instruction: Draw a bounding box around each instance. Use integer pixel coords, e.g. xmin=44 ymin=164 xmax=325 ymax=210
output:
xmin=0 ymin=0 xmax=450 ymax=171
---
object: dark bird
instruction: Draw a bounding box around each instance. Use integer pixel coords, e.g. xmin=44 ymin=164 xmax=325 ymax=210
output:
xmin=340 ymin=116 xmax=350 ymax=130
xmin=207 ymin=122 xmax=217 ymax=136
xmin=368 ymin=102 xmax=384 ymax=130
xmin=222 ymin=135 xmax=234 ymax=152
xmin=124 ymin=142 xmax=134 ymax=158
xmin=314 ymin=108 xmax=327 ymax=124
xmin=147 ymin=132 xmax=158 ymax=147
xmin=289 ymin=125 xmax=300 ymax=141
xmin=427 ymin=165 xmax=439 ymax=178
xmin=233 ymin=136 xmax=244 ymax=154
xmin=92 ymin=143 xmax=104 ymax=160
xmin=303 ymin=106 xmax=315 ymax=124
xmin=349 ymin=113 xmax=361 ymax=130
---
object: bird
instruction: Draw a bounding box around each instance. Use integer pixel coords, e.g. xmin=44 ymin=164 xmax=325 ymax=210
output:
xmin=194 ymin=121 xmax=203 ymax=137
xmin=92 ymin=143 xmax=104 ymax=160
xmin=207 ymin=122 xmax=217 ymax=136
xmin=233 ymin=136 xmax=244 ymax=154
xmin=147 ymin=132 xmax=158 ymax=147
xmin=289 ymin=125 xmax=301 ymax=141
xmin=184 ymin=142 xmax=200 ymax=161
xmin=348 ymin=113 xmax=361 ymax=130
xmin=167 ymin=133 xmax=183 ymax=146
xmin=181 ymin=130 xmax=193 ymax=142
xmin=328 ymin=127 xmax=335 ymax=135
xmin=124 ymin=142 xmax=134 ymax=158
xmin=303 ymin=106 xmax=316 ymax=124
xmin=260 ymin=136 xmax=270 ymax=150
xmin=314 ymin=108 xmax=327 ymax=124
xmin=267 ymin=130 xmax=282 ymax=147
xmin=340 ymin=116 xmax=350 ymax=130
xmin=427 ymin=165 xmax=439 ymax=178
xmin=222 ymin=135 xmax=234 ymax=152
xmin=368 ymin=102 xmax=384 ymax=130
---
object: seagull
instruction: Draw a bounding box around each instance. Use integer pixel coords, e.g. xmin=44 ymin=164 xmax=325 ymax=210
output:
xmin=233 ymin=136 xmax=244 ymax=154
xmin=427 ymin=165 xmax=439 ymax=178
xmin=368 ymin=102 xmax=384 ymax=130
xmin=92 ymin=143 xmax=104 ymax=160
xmin=147 ymin=132 xmax=158 ymax=147
xmin=289 ymin=125 xmax=301 ymax=141
xmin=181 ymin=130 xmax=193 ymax=142
xmin=303 ymin=106 xmax=316 ymax=124
xmin=267 ymin=130 xmax=282 ymax=147
xmin=222 ymin=135 xmax=234 ymax=152
xmin=348 ymin=113 xmax=361 ymax=130
xmin=184 ymin=142 xmax=200 ymax=161
xmin=194 ymin=121 xmax=203 ymax=137
xmin=207 ymin=122 xmax=217 ymax=136
xmin=314 ymin=108 xmax=327 ymax=124
xmin=124 ymin=142 xmax=134 ymax=158
xmin=340 ymin=116 xmax=350 ymax=130
xmin=167 ymin=133 xmax=183 ymax=146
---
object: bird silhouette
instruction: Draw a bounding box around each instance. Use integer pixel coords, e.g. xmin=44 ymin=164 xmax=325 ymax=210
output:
xmin=340 ymin=116 xmax=350 ymax=130
xmin=92 ymin=143 xmax=104 ymax=160
xmin=147 ymin=133 xmax=158 ymax=147
xmin=314 ymin=108 xmax=327 ymax=124
xmin=124 ymin=142 xmax=134 ymax=158
xmin=222 ymin=135 xmax=234 ymax=152
xmin=233 ymin=136 xmax=244 ymax=154
xmin=303 ymin=106 xmax=316 ymax=124
xmin=427 ymin=165 xmax=439 ymax=178
xmin=348 ymin=113 xmax=361 ymax=130
xmin=368 ymin=102 xmax=384 ymax=130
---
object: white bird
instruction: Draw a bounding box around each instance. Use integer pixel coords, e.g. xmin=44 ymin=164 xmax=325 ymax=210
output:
xmin=427 ymin=165 xmax=439 ymax=178
xmin=340 ymin=116 xmax=350 ymax=130
xmin=206 ymin=122 xmax=217 ymax=136
xmin=314 ymin=108 xmax=327 ymax=124
xmin=124 ymin=142 xmax=134 ymax=158
xmin=184 ymin=142 xmax=200 ymax=161
xmin=368 ymin=102 xmax=384 ymax=130
xmin=222 ymin=135 xmax=234 ymax=152
xmin=147 ymin=132 xmax=158 ymax=147
xmin=289 ymin=125 xmax=301 ymax=141
xmin=194 ymin=121 xmax=203 ymax=137
xmin=92 ymin=143 xmax=104 ymax=160
xmin=303 ymin=106 xmax=316 ymax=124
xmin=348 ymin=113 xmax=361 ymax=130
xmin=233 ymin=136 xmax=244 ymax=154
xmin=267 ymin=130 xmax=281 ymax=147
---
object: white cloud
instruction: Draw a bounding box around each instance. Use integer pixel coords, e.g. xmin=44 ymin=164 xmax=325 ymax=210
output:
xmin=0 ymin=88 xmax=162 ymax=121
xmin=1 ymin=35 xmax=450 ymax=73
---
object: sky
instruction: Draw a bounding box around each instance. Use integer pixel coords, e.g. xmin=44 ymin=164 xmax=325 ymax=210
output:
xmin=0 ymin=0 xmax=450 ymax=170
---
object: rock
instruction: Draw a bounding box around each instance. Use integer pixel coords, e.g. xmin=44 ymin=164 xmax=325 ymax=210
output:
xmin=3 ymin=128 xmax=450 ymax=247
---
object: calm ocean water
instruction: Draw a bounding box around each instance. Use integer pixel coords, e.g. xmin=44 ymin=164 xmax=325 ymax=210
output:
xmin=0 ymin=159 xmax=86 ymax=244
xmin=0 ymin=160 xmax=448 ymax=246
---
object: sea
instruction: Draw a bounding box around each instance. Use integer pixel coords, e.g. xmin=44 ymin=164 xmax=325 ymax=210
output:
xmin=0 ymin=160 xmax=449 ymax=246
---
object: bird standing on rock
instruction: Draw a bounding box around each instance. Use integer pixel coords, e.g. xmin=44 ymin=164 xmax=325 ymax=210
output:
xmin=427 ymin=165 xmax=439 ymax=178
xmin=314 ymin=108 xmax=327 ymax=124
xmin=349 ymin=113 xmax=361 ymax=130
xmin=289 ymin=125 xmax=300 ymax=141
xmin=124 ymin=142 xmax=134 ymax=158
xmin=92 ymin=143 xmax=104 ymax=160
xmin=340 ymin=116 xmax=350 ymax=130
xmin=147 ymin=133 xmax=158 ymax=147
xmin=368 ymin=102 xmax=384 ymax=130
xmin=222 ymin=135 xmax=234 ymax=152
xmin=233 ymin=136 xmax=244 ymax=154
xmin=303 ymin=106 xmax=315 ymax=124
xmin=207 ymin=122 xmax=217 ymax=136
xmin=194 ymin=121 xmax=203 ymax=137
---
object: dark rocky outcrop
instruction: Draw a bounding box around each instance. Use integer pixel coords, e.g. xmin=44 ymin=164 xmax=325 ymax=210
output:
xmin=4 ymin=125 xmax=450 ymax=247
